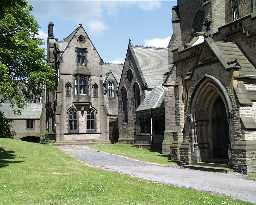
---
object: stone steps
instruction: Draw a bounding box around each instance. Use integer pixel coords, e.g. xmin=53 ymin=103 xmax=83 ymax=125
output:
xmin=54 ymin=140 xmax=110 ymax=146
xmin=184 ymin=163 xmax=231 ymax=173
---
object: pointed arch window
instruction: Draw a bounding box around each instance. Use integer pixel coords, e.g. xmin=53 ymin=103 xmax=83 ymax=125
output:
xmin=92 ymin=83 xmax=98 ymax=98
xmin=68 ymin=108 xmax=78 ymax=133
xmin=87 ymin=110 xmax=96 ymax=132
xmin=133 ymin=83 xmax=141 ymax=109
xmin=107 ymin=81 xmax=115 ymax=98
xmin=65 ymin=82 xmax=72 ymax=97
xmin=251 ymin=0 xmax=256 ymax=13
xmin=231 ymin=0 xmax=240 ymax=21
xmin=121 ymin=87 xmax=128 ymax=123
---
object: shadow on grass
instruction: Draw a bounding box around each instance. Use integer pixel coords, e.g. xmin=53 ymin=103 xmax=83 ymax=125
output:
xmin=0 ymin=147 xmax=24 ymax=168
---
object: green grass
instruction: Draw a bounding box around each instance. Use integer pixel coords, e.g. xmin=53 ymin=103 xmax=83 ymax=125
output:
xmin=249 ymin=173 xmax=256 ymax=181
xmin=0 ymin=139 xmax=252 ymax=205
xmin=93 ymin=144 xmax=172 ymax=165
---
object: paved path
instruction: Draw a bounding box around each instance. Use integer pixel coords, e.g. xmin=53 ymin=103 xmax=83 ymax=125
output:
xmin=59 ymin=145 xmax=256 ymax=204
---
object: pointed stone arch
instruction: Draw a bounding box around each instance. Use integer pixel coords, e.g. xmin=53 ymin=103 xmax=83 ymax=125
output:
xmin=188 ymin=75 xmax=233 ymax=163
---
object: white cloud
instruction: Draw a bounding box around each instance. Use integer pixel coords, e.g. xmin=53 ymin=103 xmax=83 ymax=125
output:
xmin=31 ymin=0 xmax=165 ymax=25
xmin=144 ymin=36 xmax=171 ymax=48
xmin=136 ymin=1 xmax=161 ymax=10
xmin=37 ymin=30 xmax=48 ymax=40
xmin=110 ymin=58 xmax=124 ymax=64
xmin=89 ymin=20 xmax=108 ymax=33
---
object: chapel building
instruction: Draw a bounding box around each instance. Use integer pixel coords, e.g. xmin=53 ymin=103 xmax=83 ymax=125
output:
xmin=118 ymin=41 xmax=169 ymax=153
xmin=166 ymin=0 xmax=256 ymax=173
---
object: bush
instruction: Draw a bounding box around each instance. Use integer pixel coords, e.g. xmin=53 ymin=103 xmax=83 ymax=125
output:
xmin=0 ymin=112 xmax=13 ymax=138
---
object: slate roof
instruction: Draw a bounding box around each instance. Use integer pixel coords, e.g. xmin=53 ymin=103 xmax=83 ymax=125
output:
xmin=132 ymin=46 xmax=168 ymax=89
xmin=102 ymin=63 xmax=123 ymax=84
xmin=0 ymin=103 xmax=42 ymax=119
xmin=136 ymin=86 xmax=165 ymax=112
xmin=57 ymin=41 xmax=68 ymax=52
xmin=207 ymin=39 xmax=256 ymax=77
xmin=241 ymin=116 xmax=256 ymax=130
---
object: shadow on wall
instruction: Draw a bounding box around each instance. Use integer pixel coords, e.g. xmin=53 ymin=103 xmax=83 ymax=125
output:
xmin=0 ymin=147 xmax=24 ymax=168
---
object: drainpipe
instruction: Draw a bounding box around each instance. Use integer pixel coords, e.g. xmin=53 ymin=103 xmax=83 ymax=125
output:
xmin=150 ymin=110 xmax=153 ymax=144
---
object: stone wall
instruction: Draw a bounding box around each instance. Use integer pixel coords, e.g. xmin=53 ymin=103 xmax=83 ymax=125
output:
xmin=118 ymin=47 xmax=144 ymax=143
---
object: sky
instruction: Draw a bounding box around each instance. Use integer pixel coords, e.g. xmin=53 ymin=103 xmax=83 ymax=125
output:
xmin=31 ymin=0 xmax=176 ymax=63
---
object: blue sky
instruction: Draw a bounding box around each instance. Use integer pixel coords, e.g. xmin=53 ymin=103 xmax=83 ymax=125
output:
xmin=31 ymin=0 xmax=176 ymax=63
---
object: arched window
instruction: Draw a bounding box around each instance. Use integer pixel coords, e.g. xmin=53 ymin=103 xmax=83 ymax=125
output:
xmin=68 ymin=108 xmax=78 ymax=133
xmin=65 ymin=82 xmax=72 ymax=97
xmin=92 ymin=83 xmax=98 ymax=98
xmin=232 ymin=0 xmax=239 ymax=21
xmin=133 ymin=83 xmax=141 ymax=109
xmin=192 ymin=10 xmax=205 ymax=33
xmin=251 ymin=0 xmax=256 ymax=12
xmin=121 ymin=87 xmax=128 ymax=123
xmin=76 ymin=47 xmax=87 ymax=65
xmin=87 ymin=110 xmax=96 ymax=132
xmin=107 ymin=81 xmax=115 ymax=98
xmin=74 ymin=75 xmax=89 ymax=95
xmin=127 ymin=69 xmax=133 ymax=82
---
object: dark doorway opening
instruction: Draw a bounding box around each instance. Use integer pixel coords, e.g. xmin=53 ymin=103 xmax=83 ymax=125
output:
xmin=211 ymin=97 xmax=230 ymax=162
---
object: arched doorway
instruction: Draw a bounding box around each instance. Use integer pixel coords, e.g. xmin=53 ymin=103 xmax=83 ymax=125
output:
xmin=191 ymin=78 xmax=231 ymax=164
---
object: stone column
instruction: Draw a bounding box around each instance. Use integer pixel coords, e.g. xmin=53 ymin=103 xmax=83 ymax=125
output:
xmin=162 ymin=84 xmax=176 ymax=155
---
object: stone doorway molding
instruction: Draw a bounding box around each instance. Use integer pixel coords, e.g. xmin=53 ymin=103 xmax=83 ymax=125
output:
xmin=188 ymin=74 xmax=233 ymax=164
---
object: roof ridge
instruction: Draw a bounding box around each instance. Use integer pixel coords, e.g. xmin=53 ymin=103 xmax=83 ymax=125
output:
xmin=134 ymin=45 xmax=168 ymax=49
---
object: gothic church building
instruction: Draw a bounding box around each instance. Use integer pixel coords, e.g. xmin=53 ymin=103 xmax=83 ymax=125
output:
xmin=46 ymin=23 xmax=122 ymax=142
xmin=166 ymin=0 xmax=256 ymax=173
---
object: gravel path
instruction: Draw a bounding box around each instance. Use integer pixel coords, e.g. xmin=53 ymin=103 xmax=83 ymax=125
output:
xmin=59 ymin=145 xmax=256 ymax=204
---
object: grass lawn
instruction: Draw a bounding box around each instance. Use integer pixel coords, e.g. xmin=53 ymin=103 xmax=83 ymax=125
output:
xmin=249 ymin=173 xmax=256 ymax=181
xmin=93 ymin=144 xmax=172 ymax=165
xmin=0 ymin=139 xmax=252 ymax=205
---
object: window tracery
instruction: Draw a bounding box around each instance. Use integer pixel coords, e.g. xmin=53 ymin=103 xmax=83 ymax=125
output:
xmin=68 ymin=108 xmax=78 ymax=133
xmin=87 ymin=109 xmax=96 ymax=132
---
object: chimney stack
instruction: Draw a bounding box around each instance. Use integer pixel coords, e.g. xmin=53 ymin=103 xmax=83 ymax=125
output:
xmin=48 ymin=21 xmax=54 ymax=38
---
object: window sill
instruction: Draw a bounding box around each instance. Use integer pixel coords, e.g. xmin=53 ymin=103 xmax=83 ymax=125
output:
xmin=86 ymin=130 xmax=97 ymax=134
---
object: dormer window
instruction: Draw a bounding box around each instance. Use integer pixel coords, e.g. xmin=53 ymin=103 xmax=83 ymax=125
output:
xmin=74 ymin=75 xmax=89 ymax=95
xmin=76 ymin=48 xmax=87 ymax=65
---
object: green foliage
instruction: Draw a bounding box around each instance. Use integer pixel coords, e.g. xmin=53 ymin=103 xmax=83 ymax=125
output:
xmin=0 ymin=112 xmax=13 ymax=138
xmin=0 ymin=0 xmax=55 ymax=107
xmin=249 ymin=173 xmax=256 ymax=181
xmin=40 ymin=131 xmax=51 ymax=144
xmin=0 ymin=139 xmax=251 ymax=205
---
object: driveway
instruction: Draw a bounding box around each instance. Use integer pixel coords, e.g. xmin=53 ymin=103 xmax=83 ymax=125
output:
xmin=59 ymin=145 xmax=256 ymax=204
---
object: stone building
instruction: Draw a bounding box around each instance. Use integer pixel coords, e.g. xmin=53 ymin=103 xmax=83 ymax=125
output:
xmin=166 ymin=0 xmax=256 ymax=173
xmin=118 ymin=41 xmax=168 ymax=152
xmin=46 ymin=23 xmax=122 ymax=142
xmin=0 ymin=103 xmax=44 ymax=141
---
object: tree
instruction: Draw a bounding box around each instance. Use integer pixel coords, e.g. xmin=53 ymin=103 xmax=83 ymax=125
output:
xmin=0 ymin=0 xmax=55 ymax=108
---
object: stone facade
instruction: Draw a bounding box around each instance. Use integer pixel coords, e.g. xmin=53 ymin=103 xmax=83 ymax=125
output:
xmin=46 ymin=23 xmax=122 ymax=142
xmin=0 ymin=103 xmax=44 ymax=140
xmin=118 ymin=41 xmax=168 ymax=152
xmin=167 ymin=0 xmax=256 ymax=173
